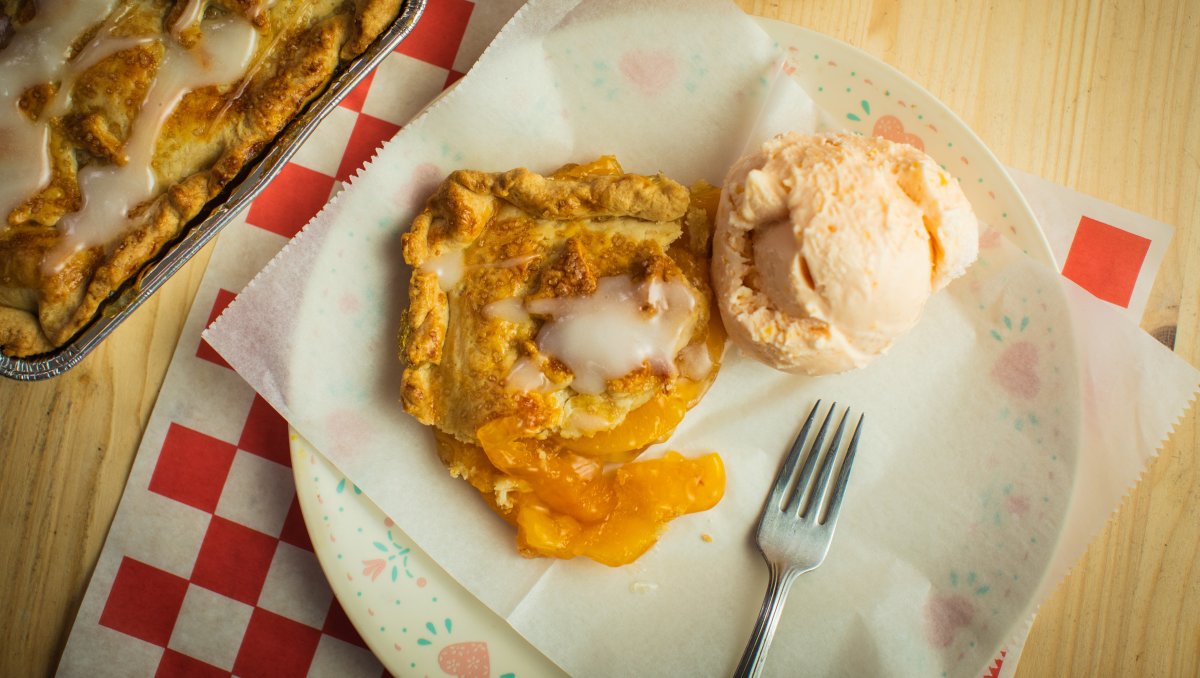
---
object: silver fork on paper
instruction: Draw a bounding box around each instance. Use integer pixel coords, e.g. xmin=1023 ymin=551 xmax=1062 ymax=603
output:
xmin=733 ymin=401 xmax=866 ymax=678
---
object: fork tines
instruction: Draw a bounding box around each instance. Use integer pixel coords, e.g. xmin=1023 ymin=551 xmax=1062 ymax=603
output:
xmin=769 ymin=401 xmax=865 ymax=525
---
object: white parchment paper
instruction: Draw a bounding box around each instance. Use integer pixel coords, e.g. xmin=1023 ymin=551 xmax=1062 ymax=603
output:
xmin=206 ymin=1 xmax=1200 ymax=675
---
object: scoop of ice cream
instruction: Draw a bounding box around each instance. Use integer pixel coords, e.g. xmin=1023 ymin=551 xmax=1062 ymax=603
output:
xmin=712 ymin=131 xmax=978 ymax=375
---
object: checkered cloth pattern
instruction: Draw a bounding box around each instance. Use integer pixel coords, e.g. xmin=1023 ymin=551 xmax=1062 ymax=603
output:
xmin=56 ymin=2 xmax=1173 ymax=676
xmin=1062 ymin=216 xmax=1152 ymax=307
xmin=57 ymin=2 xmax=524 ymax=675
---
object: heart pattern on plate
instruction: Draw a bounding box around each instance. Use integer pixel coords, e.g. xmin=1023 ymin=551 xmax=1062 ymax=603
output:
xmin=438 ymin=641 xmax=491 ymax=678
xmin=873 ymin=114 xmax=925 ymax=151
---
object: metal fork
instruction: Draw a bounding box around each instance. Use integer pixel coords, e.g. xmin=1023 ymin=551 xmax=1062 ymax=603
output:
xmin=733 ymin=401 xmax=866 ymax=678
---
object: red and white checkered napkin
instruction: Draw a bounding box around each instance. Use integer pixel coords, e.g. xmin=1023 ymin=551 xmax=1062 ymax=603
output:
xmin=56 ymin=3 xmax=1178 ymax=676
xmin=56 ymin=2 xmax=523 ymax=676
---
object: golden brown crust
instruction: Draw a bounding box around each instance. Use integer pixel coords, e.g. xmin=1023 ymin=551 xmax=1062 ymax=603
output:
xmin=0 ymin=305 xmax=51 ymax=356
xmin=535 ymin=238 xmax=597 ymax=299
xmin=341 ymin=0 xmax=403 ymax=60
xmin=398 ymin=158 xmax=717 ymax=444
xmin=0 ymin=0 xmax=404 ymax=357
xmin=451 ymin=167 xmax=690 ymax=223
xmin=69 ymin=41 xmax=163 ymax=152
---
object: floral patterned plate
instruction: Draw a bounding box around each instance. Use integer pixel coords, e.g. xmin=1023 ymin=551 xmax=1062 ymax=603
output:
xmin=292 ymin=18 xmax=1065 ymax=678
xmin=768 ymin=21 xmax=1050 ymax=263
xmin=291 ymin=432 xmax=566 ymax=677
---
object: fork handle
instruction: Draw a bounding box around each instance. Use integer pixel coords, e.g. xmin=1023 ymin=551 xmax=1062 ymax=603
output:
xmin=732 ymin=562 xmax=803 ymax=678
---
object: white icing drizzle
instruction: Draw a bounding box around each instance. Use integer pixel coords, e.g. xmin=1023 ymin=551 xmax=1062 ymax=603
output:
xmin=210 ymin=0 xmax=316 ymax=131
xmin=484 ymin=297 xmax=530 ymax=324
xmin=48 ymin=8 xmax=156 ymax=121
xmin=0 ymin=0 xmax=121 ymax=220
xmin=677 ymin=342 xmax=713 ymax=381
xmin=420 ymin=249 xmax=465 ymax=292
xmin=505 ymin=356 xmax=553 ymax=393
xmin=171 ymin=0 xmax=207 ymax=38
xmin=525 ymin=275 xmax=698 ymax=395
xmin=43 ymin=16 xmax=259 ymax=272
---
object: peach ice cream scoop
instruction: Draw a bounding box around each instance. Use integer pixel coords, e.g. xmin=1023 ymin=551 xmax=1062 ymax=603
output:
xmin=712 ymin=131 xmax=978 ymax=374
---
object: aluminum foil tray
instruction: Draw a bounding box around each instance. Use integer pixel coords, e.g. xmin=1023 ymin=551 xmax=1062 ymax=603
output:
xmin=0 ymin=0 xmax=426 ymax=381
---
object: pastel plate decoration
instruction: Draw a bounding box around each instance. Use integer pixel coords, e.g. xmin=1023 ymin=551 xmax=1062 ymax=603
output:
xmin=770 ymin=21 xmax=1053 ymax=264
xmin=291 ymin=433 xmax=564 ymax=677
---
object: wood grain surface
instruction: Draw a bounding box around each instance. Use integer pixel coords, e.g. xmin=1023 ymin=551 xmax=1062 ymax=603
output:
xmin=1 ymin=1 xmax=1196 ymax=676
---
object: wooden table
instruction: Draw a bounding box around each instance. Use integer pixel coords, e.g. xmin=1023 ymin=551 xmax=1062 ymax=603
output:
xmin=1 ymin=1 xmax=1196 ymax=676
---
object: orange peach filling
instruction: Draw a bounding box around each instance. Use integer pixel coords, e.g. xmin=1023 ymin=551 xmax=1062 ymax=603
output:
xmin=556 ymin=387 xmax=696 ymax=462
xmin=439 ymin=417 xmax=724 ymax=566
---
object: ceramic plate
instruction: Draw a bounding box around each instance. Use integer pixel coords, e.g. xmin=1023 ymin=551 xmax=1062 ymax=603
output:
xmin=291 ymin=433 xmax=562 ymax=676
xmin=292 ymin=18 xmax=1068 ymax=678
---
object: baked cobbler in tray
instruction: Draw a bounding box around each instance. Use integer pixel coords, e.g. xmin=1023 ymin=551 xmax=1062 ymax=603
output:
xmin=0 ymin=0 xmax=405 ymax=357
xmin=399 ymin=157 xmax=727 ymax=566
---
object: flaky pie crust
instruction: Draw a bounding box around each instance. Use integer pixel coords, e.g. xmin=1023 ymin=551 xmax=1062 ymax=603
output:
xmin=0 ymin=0 xmax=404 ymax=356
xmin=399 ymin=157 xmax=719 ymax=445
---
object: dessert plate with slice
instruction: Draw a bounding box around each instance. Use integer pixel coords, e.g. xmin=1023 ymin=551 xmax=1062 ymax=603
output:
xmin=291 ymin=17 xmax=1078 ymax=678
